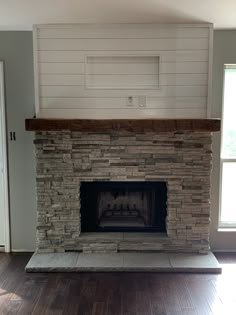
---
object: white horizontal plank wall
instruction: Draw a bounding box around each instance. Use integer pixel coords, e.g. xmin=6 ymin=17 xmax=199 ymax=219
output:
xmin=33 ymin=24 xmax=213 ymax=119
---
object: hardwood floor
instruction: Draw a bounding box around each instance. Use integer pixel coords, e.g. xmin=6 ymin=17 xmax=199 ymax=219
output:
xmin=0 ymin=252 xmax=235 ymax=315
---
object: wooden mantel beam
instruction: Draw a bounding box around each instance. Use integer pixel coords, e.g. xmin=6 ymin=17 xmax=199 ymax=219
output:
xmin=25 ymin=118 xmax=221 ymax=133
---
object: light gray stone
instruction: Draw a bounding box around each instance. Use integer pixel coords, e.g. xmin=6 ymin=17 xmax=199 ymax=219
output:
xmin=25 ymin=252 xmax=79 ymax=271
xmin=76 ymin=253 xmax=123 ymax=270
xmin=123 ymin=253 xmax=171 ymax=270
xmin=25 ymin=252 xmax=221 ymax=273
xmin=169 ymin=252 xmax=221 ymax=272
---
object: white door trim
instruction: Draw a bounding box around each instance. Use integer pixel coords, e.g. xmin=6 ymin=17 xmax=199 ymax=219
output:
xmin=0 ymin=62 xmax=10 ymax=252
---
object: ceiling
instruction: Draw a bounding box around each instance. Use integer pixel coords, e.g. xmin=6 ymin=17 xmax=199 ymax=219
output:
xmin=0 ymin=0 xmax=235 ymax=30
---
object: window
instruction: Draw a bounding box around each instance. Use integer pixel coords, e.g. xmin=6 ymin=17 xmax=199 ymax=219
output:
xmin=219 ymin=65 xmax=236 ymax=227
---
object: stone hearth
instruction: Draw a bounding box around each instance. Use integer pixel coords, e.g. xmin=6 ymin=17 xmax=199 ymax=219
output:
xmin=35 ymin=130 xmax=213 ymax=254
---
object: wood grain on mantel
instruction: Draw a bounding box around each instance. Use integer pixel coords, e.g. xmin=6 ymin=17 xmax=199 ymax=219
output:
xmin=25 ymin=119 xmax=220 ymax=133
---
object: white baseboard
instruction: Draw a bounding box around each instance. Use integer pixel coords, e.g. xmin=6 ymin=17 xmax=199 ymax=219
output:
xmin=212 ymin=249 xmax=236 ymax=253
xmin=11 ymin=249 xmax=35 ymax=253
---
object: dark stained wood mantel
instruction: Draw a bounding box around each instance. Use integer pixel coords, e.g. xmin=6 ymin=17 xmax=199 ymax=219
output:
xmin=25 ymin=118 xmax=221 ymax=133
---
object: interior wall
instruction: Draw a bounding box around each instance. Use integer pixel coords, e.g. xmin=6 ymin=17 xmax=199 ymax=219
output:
xmin=0 ymin=31 xmax=36 ymax=251
xmin=210 ymin=30 xmax=236 ymax=251
xmin=0 ymin=29 xmax=235 ymax=251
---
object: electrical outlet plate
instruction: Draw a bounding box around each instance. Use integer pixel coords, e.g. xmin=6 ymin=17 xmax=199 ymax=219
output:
xmin=126 ymin=96 xmax=146 ymax=107
xmin=138 ymin=96 xmax=146 ymax=107
xmin=126 ymin=96 xmax=139 ymax=106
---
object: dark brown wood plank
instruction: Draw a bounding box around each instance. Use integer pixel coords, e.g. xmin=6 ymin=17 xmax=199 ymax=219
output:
xmin=46 ymin=276 xmax=71 ymax=315
xmin=105 ymin=274 xmax=122 ymax=315
xmin=136 ymin=289 xmax=152 ymax=315
xmin=25 ymin=118 xmax=221 ymax=132
xmin=92 ymin=302 xmax=106 ymax=315
xmin=184 ymin=277 xmax=217 ymax=314
xmin=31 ymin=274 xmax=61 ymax=315
xmin=149 ymin=276 xmax=167 ymax=315
xmin=76 ymin=275 xmax=97 ymax=315
xmin=62 ymin=276 xmax=85 ymax=315
xmin=16 ymin=277 xmax=47 ymax=315
xmin=0 ymin=253 xmax=11 ymax=277
xmin=0 ymin=253 xmax=32 ymax=315
xmin=121 ymin=274 xmax=137 ymax=315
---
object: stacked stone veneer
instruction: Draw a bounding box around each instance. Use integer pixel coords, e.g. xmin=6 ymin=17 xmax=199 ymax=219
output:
xmin=35 ymin=130 xmax=212 ymax=254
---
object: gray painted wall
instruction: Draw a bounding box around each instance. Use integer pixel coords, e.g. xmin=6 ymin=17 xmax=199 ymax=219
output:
xmin=0 ymin=30 xmax=236 ymax=251
xmin=0 ymin=32 xmax=36 ymax=251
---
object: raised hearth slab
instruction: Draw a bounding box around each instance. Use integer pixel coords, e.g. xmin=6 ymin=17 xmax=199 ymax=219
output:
xmin=25 ymin=252 xmax=222 ymax=273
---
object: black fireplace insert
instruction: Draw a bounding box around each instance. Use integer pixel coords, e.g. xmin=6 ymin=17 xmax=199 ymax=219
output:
xmin=80 ymin=181 xmax=167 ymax=232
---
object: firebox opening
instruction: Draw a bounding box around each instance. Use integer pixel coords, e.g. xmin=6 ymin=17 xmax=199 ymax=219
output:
xmin=80 ymin=181 xmax=167 ymax=233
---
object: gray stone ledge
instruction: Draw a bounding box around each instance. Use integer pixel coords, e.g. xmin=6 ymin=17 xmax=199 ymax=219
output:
xmin=25 ymin=252 xmax=221 ymax=273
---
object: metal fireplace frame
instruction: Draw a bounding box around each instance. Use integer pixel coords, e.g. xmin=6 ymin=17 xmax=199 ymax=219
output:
xmin=80 ymin=181 xmax=167 ymax=233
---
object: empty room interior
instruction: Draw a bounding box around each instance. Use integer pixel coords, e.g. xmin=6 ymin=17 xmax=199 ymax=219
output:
xmin=1 ymin=0 xmax=236 ymax=314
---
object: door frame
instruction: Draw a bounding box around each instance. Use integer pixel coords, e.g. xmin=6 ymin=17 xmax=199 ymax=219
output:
xmin=0 ymin=62 xmax=10 ymax=252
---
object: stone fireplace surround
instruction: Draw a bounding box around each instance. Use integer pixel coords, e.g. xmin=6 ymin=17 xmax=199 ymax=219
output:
xmin=31 ymin=120 xmax=218 ymax=255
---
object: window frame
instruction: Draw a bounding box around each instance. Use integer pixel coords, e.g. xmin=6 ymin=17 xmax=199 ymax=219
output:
xmin=219 ymin=64 xmax=236 ymax=228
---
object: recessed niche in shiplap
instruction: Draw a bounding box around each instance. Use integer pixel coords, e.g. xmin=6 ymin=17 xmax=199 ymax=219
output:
xmin=85 ymin=55 xmax=159 ymax=89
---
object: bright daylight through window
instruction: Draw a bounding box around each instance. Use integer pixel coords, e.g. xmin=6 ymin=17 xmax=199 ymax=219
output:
xmin=220 ymin=65 xmax=236 ymax=227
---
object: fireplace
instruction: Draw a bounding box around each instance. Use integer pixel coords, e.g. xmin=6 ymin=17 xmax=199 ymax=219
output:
xmin=80 ymin=181 xmax=167 ymax=233
xmin=27 ymin=120 xmax=221 ymax=254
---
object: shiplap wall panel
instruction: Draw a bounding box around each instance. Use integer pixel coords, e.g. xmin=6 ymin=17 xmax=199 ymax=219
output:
xmin=87 ymin=62 xmax=207 ymax=75
xmin=38 ymin=50 xmax=209 ymax=63
xmin=40 ymin=85 xmax=208 ymax=98
xmin=38 ymin=25 xmax=209 ymax=39
xmin=86 ymin=75 xmax=159 ymax=89
xmin=40 ymin=97 xmax=206 ymax=109
xmin=87 ymin=62 xmax=159 ymax=75
xmin=39 ymin=62 xmax=208 ymax=75
xmin=34 ymin=23 xmax=212 ymax=118
xmin=40 ymin=73 xmax=208 ymax=87
xmin=38 ymin=38 xmax=209 ymax=51
xmin=39 ymin=63 xmax=84 ymax=74
xmin=40 ymin=74 xmax=84 ymax=86
xmin=39 ymin=108 xmax=207 ymax=119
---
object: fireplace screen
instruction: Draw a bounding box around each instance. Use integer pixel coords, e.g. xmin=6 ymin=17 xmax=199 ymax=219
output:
xmin=80 ymin=181 xmax=167 ymax=232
